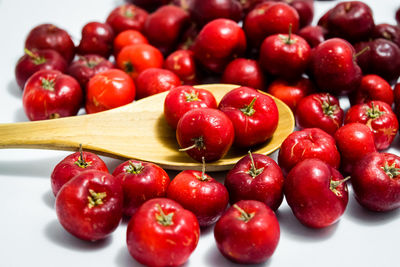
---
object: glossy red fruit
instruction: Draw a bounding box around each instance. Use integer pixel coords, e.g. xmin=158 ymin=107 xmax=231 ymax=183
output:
xmin=164 ymin=85 xmax=217 ymax=129
xmin=271 ymin=0 xmax=314 ymax=28
xmin=310 ymin=38 xmax=362 ymax=95
xmin=267 ymin=77 xmax=315 ymax=111
xmin=278 ymin=128 xmax=340 ymax=175
xmin=144 ymin=5 xmax=190 ymax=54
xmin=345 ymin=101 xmax=399 ymax=150
xmin=259 ymin=31 xmax=311 ymax=80
xmin=22 ymin=70 xmax=82 ymax=121
xmin=106 ymin=4 xmax=148 ymax=33
xmin=85 ymin=69 xmax=135 ymax=114
xmin=298 ymin=25 xmax=327 ymax=48
xmin=164 ymin=49 xmax=198 ymax=85
xmin=218 ymin=87 xmax=279 ymax=147
xmin=51 ymin=148 xmax=108 ymax=196
xmin=334 ymin=122 xmax=377 ymax=175
xmin=371 ymin=23 xmax=400 ymax=48
xmin=116 ymin=43 xmax=164 ymax=80
xmin=225 ymin=152 xmax=284 ymax=211
xmin=244 ymin=2 xmax=299 ymax=48
xmin=113 ymin=30 xmax=148 ymax=58
xmin=67 ymin=54 xmax=114 ymax=90
xmin=15 ymin=48 xmax=67 ymax=90
xmin=352 ymin=152 xmax=400 ymax=212
xmin=221 ymin=58 xmax=266 ymax=90
xmin=112 ymin=160 xmax=170 ymax=217
xmin=354 ymin=39 xmax=400 ymax=85
xmin=135 ymin=68 xmax=181 ymax=100
xmin=214 ymin=200 xmax=280 ymax=264
xmin=349 ymin=74 xmax=394 ymax=106
xmin=295 ymin=93 xmax=344 ymax=135
xmin=25 ymin=24 xmax=75 ymax=63
xmin=288 ymin=0 xmax=314 ymax=28
xmin=285 ymin=158 xmax=349 ymax=228
xmin=192 ymin=19 xmax=246 ymax=73
xmin=176 ymin=108 xmax=234 ymax=162
xmin=55 ymin=170 xmax=123 ymax=241
xmin=126 ymin=198 xmax=200 ymax=266
xmin=167 ymin=167 xmax=229 ymax=227
xmin=77 ymin=22 xmax=114 ymax=59
xmin=325 ymin=1 xmax=374 ymax=43
xmin=188 ymin=0 xmax=243 ymax=26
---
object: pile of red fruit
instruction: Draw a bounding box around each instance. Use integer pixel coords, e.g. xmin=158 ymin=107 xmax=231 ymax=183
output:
xmin=52 ymin=145 xmax=284 ymax=265
xmin=11 ymin=0 xmax=400 ymax=266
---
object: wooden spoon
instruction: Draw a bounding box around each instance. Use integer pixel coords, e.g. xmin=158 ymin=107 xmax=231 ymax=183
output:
xmin=0 ymin=84 xmax=294 ymax=171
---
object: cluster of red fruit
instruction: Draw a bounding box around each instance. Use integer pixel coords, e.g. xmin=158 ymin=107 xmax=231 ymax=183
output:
xmin=51 ymin=146 xmax=281 ymax=266
xmin=165 ymin=85 xmax=279 ymax=162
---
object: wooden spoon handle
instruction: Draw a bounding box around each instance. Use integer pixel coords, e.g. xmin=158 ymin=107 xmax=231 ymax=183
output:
xmin=0 ymin=117 xmax=84 ymax=150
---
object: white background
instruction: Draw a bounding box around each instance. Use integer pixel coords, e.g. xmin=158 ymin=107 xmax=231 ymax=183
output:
xmin=0 ymin=0 xmax=400 ymax=266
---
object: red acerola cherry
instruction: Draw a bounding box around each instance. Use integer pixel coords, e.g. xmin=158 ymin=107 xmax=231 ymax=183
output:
xmin=278 ymin=128 xmax=341 ymax=175
xmin=106 ymin=4 xmax=148 ymax=33
xmin=221 ymin=58 xmax=266 ymax=90
xmin=77 ymin=22 xmax=115 ymax=59
xmin=244 ymin=2 xmax=299 ymax=48
xmin=285 ymin=158 xmax=349 ymax=228
xmin=25 ymin=24 xmax=75 ymax=63
xmin=192 ymin=19 xmax=246 ymax=73
xmin=214 ymin=200 xmax=280 ymax=264
xmin=176 ymin=108 xmax=235 ymax=162
xmin=15 ymin=48 xmax=67 ymax=90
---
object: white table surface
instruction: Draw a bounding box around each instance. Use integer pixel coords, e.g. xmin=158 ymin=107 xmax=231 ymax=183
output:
xmin=0 ymin=0 xmax=399 ymax=266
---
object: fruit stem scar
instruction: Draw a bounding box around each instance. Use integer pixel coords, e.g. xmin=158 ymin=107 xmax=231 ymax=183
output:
xmin=366 ymin=102 xmax=384 ymax=119
xmin=87 ymin=189 xmax=107 ymax=208
xmin=247 ymin=150 xmax=264 ymax=178
xmin=155 ymin=204 xmax=174 ymax=226
xmin=86 ymin=60 xmax=99 ymax=69
xmin=24 ymin=48 xmax=46 ymax=65
xmin=321 ymin=97 xmax=337 ymax=117
xmin=185 ymin=91 xmax=200 ymax=102
xmin=75 ymin=144 xmax=91 ymax=168
xmin=345 ymin=2 xmax=352 ymax=12
xmin=330 ymin=176 xmax=351 ymax=196
xmin=124 ymin=61 xmax=134 ymax=74
xmin=381 ymin=162 xmax=400 ymax=179
xmin=123 ymin=7 xmax=135 ymax=18
xmin=240 ymin=97 xmax=257 ymax=116
xmin=382 ymin=31 xmax=391 ymax=40
xmin=41 ymin=78 xmax=56 ymax=91
xmin=125 ymin=161 xmax=144 ymax=174
xmin=179 ymin=136 xmax=205 ymax=151
xmin=233 ymin=204 xmax=255 ymax=223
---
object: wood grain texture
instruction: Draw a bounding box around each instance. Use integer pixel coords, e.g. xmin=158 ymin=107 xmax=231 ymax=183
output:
xmin=0 ymin=84 xmax=294 ymax=171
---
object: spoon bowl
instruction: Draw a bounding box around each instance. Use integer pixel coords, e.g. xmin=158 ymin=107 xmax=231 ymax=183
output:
xmin=0 ymin=84 xmax=294 ymax=171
